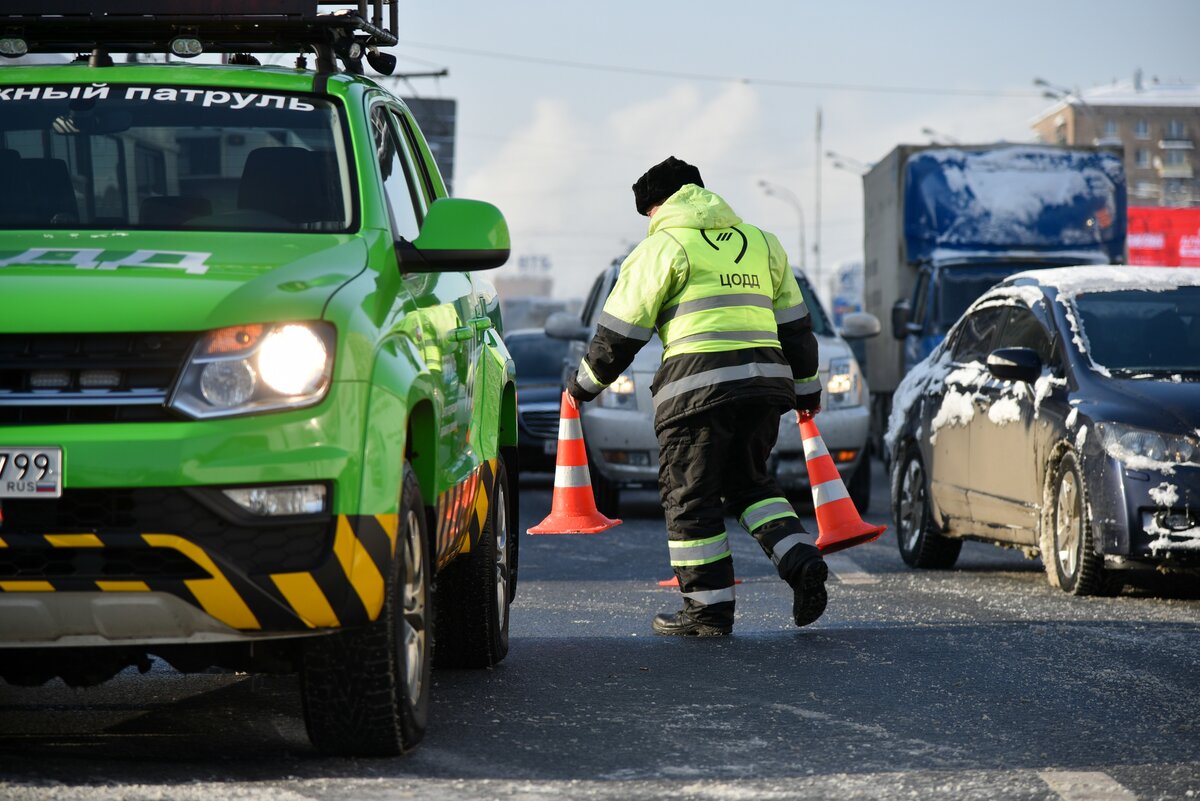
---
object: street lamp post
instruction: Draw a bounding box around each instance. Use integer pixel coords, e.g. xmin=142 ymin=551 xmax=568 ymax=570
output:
xmin=921 ymin=126 xmax=961 ymax=145
xmin=824 ymin=149 xmax=872 ymax=175
xmin=1033 ymin=77 xmax=1101 ymax=142
xmin=758 ymin=179 xmax=806 ymax=272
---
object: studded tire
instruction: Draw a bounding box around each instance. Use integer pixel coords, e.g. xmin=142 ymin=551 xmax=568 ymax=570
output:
xmin=300 ymin=463 xmax=432 ymax=756
xmin=1043 ymin=451 xmax=1121 ymax=596
xmin=893 ymin=448 xmax=962 ymax=569
xmin=433 ymin=455 xmax=512 ymax=669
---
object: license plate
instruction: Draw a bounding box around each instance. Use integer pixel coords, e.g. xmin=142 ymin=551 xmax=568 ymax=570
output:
xmin=543 ymin=439 xmax=558 ymax=455
xmin=0 ymin=447 xmax=63 ymax=498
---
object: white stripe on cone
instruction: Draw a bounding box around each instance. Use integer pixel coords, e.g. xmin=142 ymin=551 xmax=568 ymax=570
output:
xmin=802 ymin=434 xmax=829 ymax=461
xmin=812 ymin=478 xmax=850 ymax=506
xmin=558 ymin=416 xmax=583 ymax=441
xmin=554 ymin=463 xmax=592 ymax=488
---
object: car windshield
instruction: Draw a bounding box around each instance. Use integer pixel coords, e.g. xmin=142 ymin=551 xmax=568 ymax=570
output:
xmin=793 ymin=271 xmax=834 ymax=336
xmin=0 ymin=84 xmax=352 ymax=232
xmin=507 ymin=333 xmax=569 ymax=382
xmin=1072 ymin=286 xmax=1200 ymax=373
xmin=937 ymin=265 xmax=1032 ymax=329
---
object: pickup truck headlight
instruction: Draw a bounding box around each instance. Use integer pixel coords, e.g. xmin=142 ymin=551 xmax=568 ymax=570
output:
xmin=1096 ymin=422 xmax=1196 ymax=465
xmin=824 ymin=356 xmax=864 ymax=410
xmin=597 ymin=373 xmax=638 ymax=410
xmin=170 ymin=322 xmax=335 ymax=419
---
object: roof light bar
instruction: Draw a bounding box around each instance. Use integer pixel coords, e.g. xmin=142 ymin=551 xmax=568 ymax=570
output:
xmin=169 ymin=36 xmax=203 ymax=58
xmin=0 ymin=1 xmax=399 ymax=60
xmin=0 ymin=37 xmax=27 ymax=57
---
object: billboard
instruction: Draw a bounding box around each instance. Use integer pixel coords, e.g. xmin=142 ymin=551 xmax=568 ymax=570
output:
xmin=1128 ymin=206 xmax=1200 ymax=267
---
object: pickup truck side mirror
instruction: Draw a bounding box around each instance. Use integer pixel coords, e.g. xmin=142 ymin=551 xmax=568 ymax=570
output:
xmin=987 ymin=347 xmax=1042 ymax=384
xmin=544 ymin=311 xmax=591 ymax=341
xmin=839 ymin=311 xmax=881 ymax=340
xmin=891 ymin=300 xmax=911 ymax=340
xmin=398 ymin=198 xmax=510 ymax=273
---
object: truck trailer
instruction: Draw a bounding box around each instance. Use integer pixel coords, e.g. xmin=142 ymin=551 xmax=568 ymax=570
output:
xmin=862 ymin=143 xmax=1127 ymax=453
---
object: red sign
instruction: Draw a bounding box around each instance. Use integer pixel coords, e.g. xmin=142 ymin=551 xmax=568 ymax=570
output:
xmin=1127 ymin=206 xmax=1200 ymax=267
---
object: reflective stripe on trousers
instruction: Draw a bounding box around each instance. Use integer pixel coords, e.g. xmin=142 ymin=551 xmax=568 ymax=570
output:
xmin=682 ymin=585 xmax=735 ymax=605
xmin=739 ymin=496 xmax=798 ymax=532
xmin=739 ymin=496 xmax=805 ymax=567
xmin=668 ymin=532 xmax=731 ymax=567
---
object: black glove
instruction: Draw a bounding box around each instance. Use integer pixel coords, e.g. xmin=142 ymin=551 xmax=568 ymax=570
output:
xmin=565 ymin=372 xmax=598 ymax=404
xmin=795 ymin=389 xmax=822 ymax=414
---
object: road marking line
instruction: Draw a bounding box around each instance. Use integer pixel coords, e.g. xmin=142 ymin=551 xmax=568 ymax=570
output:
xmin=824 ymin=554 xmax=878 ymax=585
xmin=1039 ymin=770 xmax=1137 ymax=801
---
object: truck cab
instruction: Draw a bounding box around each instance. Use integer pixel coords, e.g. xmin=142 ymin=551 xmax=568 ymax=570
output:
xmin=893 ymin=256 xmax=1110 ymax=374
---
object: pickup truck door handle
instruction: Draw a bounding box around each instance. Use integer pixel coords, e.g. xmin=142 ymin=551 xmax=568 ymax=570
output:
xmin=450 ymin=317 xmax=492 ymax=342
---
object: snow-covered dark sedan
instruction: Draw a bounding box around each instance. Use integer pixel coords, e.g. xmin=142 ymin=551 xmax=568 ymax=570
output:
xmin=886 ymin=266 xmax=1200 ymax=595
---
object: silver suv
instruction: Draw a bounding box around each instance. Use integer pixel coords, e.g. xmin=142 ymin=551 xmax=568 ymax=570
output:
xmin=546 ymin=265 xmax=879 ymax=515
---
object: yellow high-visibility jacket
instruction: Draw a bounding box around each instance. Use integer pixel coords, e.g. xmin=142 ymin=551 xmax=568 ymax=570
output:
xmin=568 ymin=184 xmax=820 ymax=429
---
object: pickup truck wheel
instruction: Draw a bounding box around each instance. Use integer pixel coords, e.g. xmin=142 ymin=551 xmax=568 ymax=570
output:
xmin=433 ymin=456 xmax=512 ymax=668
xmin=893 ymin=449 xmax=961 ymax=569
xmin=300 ymin=463 xmax=431 ymax=756
xmin=1045 ymin=451 xmax=1120 ymax=596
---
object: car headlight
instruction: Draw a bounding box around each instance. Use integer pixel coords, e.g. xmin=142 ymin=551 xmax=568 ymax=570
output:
xmin=170 ymin=322 xmax=335 ymax=419
xmin=1096 ymin=422 xmax=1196 ymax=465
xmin=825 ymin=356 xmax=864 ymax=410
xmin=597 ymin=373 xmax=638 ymax=410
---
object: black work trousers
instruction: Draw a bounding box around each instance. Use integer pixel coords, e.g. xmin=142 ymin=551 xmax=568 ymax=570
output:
xmin=656 ymin=399 xmax=812 ymax=626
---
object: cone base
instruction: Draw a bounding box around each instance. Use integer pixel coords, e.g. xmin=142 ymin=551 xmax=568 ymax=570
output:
xmin=528 ymin=512 xmax=622 ymax=535
xmin=816 ymin=523 xmax=887 ymax=555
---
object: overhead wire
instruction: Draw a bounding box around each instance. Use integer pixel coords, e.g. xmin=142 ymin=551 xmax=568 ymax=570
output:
xmin=395 ymin=41 xmax=1044 ymax=99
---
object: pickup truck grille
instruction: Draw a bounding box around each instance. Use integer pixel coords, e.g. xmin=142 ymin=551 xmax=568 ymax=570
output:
xmin=0 ymin=332 xmax=195 ymax=424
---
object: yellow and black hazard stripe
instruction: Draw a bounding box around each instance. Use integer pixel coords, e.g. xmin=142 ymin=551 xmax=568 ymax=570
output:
xmin=433 ymin=458 xmax=497 ymax=569
xmin=0 ymin=515 xmax=403 ymax=633
xmin=0 ymin=459 xmax=504 ymax=633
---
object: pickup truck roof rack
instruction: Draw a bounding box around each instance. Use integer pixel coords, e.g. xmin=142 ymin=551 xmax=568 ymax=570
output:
xmin=0 ymin=1 xmax=399 ymax=74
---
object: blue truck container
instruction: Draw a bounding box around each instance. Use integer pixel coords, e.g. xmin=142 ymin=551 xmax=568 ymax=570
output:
xmin=861 ymin=143 xmax=1127 ymax=452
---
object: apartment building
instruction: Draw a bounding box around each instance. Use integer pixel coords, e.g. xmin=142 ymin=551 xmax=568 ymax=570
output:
xmin=1031 ymin=72 xmax=1200 ymax=207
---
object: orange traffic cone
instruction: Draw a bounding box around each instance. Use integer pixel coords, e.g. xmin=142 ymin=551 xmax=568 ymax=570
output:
xmin=799 ymin=415 xmax=886 ymax=554
xmin=528 ymin=392 xmax=622 ymax=535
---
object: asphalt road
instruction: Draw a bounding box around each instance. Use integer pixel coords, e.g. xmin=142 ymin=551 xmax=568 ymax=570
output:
xmin=1 ymin=459 xmax=1197 ymax=800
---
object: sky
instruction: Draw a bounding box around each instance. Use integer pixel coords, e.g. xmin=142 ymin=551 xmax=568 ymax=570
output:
xmin=381 ymin=0 xmax=1200 ymax=304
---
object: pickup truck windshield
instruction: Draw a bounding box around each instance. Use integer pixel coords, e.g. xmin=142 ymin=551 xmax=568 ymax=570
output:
xmin=0 ymin=85 xmax=352 ymax=233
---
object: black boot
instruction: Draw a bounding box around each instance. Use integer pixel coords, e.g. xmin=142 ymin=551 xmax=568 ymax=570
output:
xmin=788 ymin=553 xmax=828 ymax=627
xmin=651 ymin=611 xmax=732 ymax=637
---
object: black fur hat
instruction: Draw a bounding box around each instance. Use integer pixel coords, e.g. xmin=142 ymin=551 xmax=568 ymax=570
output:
xmin=632 ymin=156 xmax=704 ymax=216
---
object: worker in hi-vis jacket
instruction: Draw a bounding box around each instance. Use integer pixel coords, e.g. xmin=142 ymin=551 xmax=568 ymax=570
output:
xmin=566 ymin=156 xmax=826 ymax=636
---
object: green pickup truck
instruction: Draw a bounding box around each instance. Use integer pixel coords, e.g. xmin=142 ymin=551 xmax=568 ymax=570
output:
xmin=0 ymin=3 xmax=519 ymax=756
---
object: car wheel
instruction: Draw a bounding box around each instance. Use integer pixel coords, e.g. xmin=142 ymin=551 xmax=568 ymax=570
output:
xmin=893 ymin=448 xmax=962 ymax=569
xmin=1044 ymin=451 xmax=1120 ymax=596
xmin=847 ymin=457 xmax=872 ymax=514
xmin=433 ymin=456 xmax=512 ymax=668
xmin=591 ymin=463 xmax=621 ymax=518
xmin=301 ymin=462 xmax=432 ymax=756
